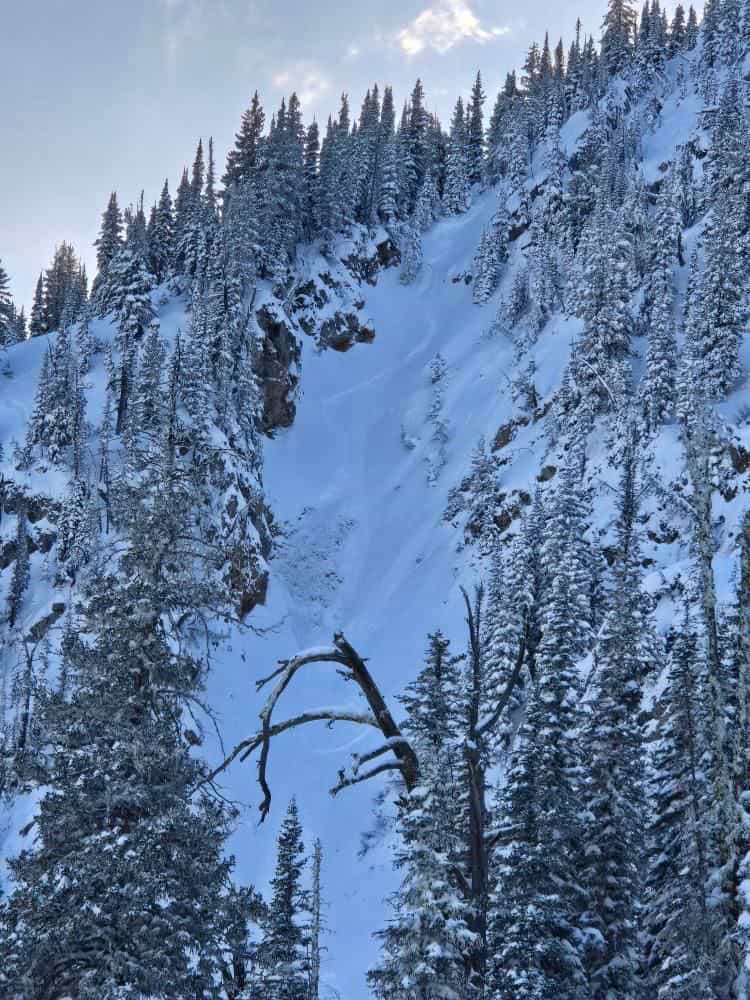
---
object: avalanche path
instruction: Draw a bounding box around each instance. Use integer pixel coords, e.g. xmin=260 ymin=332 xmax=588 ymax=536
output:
xmin=208 ymin=192 xmax=523 ymax=999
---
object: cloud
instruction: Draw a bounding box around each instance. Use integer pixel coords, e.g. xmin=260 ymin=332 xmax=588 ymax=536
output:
xmin=159 ymin=0 xmax=229 ymax=65
xmin=271 ymin=62 xmax=331 ymax=108
xmin=396 ymin=0 xmax=509 ymax=56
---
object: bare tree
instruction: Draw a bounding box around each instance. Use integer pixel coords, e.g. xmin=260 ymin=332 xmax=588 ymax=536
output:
xmin=309 ymin=839 xmax=323 ymax=1000
xmin=205 ymin=632 xmax=419 ymax=820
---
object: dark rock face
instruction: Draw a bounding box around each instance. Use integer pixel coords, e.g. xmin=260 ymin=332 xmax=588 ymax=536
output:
xmin=254 ymin=305 xmax=301 ymax=435
xmin=320 ymin=312 xmax=375 ymax=352
xmin=29 ymin=602 xmax=66 ymax=642
xmin=343 ymin=238 xmax=400 ymax=284
xmin=288 ymin=235 xmax=399 ymax=353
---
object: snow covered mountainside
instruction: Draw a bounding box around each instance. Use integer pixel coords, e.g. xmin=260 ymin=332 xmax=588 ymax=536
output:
xmin=3 ymin=3 xmax=750 ymax=997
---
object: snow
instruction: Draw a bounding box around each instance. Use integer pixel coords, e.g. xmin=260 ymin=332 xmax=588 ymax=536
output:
xmin=202 ymin=73 xmax=746 ymax=996
xmin=2 ymin=43 xmax=749 ymax=997
xmin=204 ymin=190 xmax=522 ymax=997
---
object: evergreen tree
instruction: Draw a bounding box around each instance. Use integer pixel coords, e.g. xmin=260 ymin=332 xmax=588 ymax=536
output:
xmin=149 ymin=178 xmax=175 ymax=282
xmin=444 ymin=99 xmax=471 ymax=215
xmin=253 ymin=800 xmax=310 ymax=1000
xmin=308 ymin=839 xmax=323 ymax=1000
xmin=92 ymin=191 xmax=124 ymax=301
xmin=644 ymin=612 xmax=720 ymax=997
xmin=6 ymin=501 xmax=30 ymax=630
xmin=579 ymin=441 xmax=649 ymax=998
xmin=0 ymin=258 xmax=15 ymax=346
xmin=669 ymin=3 xmax=686 ymax=52
xmin=370 ymin=633 xmax=474 ymax=1000
xmin=571 ymin=201 xmax=633 ymax=412
xmin=378 ymin=139 xmax=400 ymax=224
xmin=490 ymin=455 xmax=592 ymax=999
xmin=24 ymin=329 xmax=85 ymax=467
xmin=100 ymin=247 xmax=155 ymax=432
xmin=466 ymin=71 xmax=486 ymax=185
xmin=482 ymin=497 xmax=545 ymax=747
xmin=29 ymin=272 xmax=46 ymax=337
xmin=9 ymin=304 xmax=26 ymax=344
xmin=0 ymin=461 xmax=236 ymax=997
xmin=303 ymin=119 xmax=321 ymax=237
xmin=602 ymin=0 xmax=637 ymax=75
xmin=399 ymin=221 xmax=423 ymax=286
xmin=685 ymin=5 xmax=699 ymax=47
xmin=642 ymin=179 xmax=679 ymax=429
xmin=174 ymin=167 xmax=192 ymax=272
xmin=42 ymin=242 xmax=87 ymax=331
xmin=472 ymin=204 xmax=509 ymax=305
xmin=223 ymin=91 xmax=266 ymax=194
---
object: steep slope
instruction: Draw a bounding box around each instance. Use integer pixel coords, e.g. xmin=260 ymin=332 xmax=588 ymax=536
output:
xmin=201 ymin=59 xmax=750 ymax=995
xmin=3 ymin=18 xmax=750 ymax=999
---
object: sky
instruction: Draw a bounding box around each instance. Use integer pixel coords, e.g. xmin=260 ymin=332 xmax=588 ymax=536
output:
xmin=3 ymin=0 xmax=632 ymax=310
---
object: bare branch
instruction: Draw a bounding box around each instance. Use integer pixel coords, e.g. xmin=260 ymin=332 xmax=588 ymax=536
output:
xmin=201 ymin=709 xmax=377 ymax=788
xmin=351 ymin=738 xmax=412 ymax=774
xmin=202 ymin=634 xmax=419 ymax=821
xmin=330 ymin=760 xmax=405 ymax=795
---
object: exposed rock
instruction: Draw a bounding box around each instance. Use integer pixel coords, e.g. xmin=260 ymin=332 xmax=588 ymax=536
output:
xmin=376 ymin=238 xmax=400 ymax=271
xmin=647 ymin=521 xmax=680 ymax=546
xmin=729 ymin=443 xmax=750 ymax=474
xmin=2 ymin=489 xmax=60 ymax=524
xmin=1 ymin=539 xmax=16 ymax=570
xmin=538 ymin=464 xmax=557 ymax=482
xmin=28 ymin=602 xmax=66 ymax=643
xmin=493 ymin=415 xmax=530 ymax=451
xmin=343 ymin=238 xmax=400 ymax=284
xmin=35 ymin=531 xmax=57 ymax=554
xmin=254 ymin=305 xmax=301 ymax=434
xmin=320 ymin=312 xmax=376 ymax=352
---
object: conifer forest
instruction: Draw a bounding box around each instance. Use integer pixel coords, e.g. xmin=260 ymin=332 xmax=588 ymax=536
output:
xmin=3 ymin=0 xmax=750 ymax=995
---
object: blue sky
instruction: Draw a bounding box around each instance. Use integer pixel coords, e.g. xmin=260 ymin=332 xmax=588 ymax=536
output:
xmin=3 ymin=0 xmax=641 ymax=309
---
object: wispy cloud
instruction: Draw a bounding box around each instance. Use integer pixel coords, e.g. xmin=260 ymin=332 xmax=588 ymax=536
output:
xmin=272 ymin=62 xmax=331 ymax=108
xmin=159 ymin=0 xmax=229 ymax=65
xmin=395 ymin=0 xmax=509 ymax=56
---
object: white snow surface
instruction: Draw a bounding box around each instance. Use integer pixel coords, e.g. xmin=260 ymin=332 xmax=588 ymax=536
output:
xmin=209 ymin=195 xmax=513 ymax=998
xmin=2 ymin=54 xmax=750 ymax=998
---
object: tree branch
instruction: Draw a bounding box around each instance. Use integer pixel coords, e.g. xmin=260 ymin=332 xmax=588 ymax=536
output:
xmin=331 ymin=760 xmax=406 ymax=795
xmin=204 ymin=634 xmax=419 ymax=821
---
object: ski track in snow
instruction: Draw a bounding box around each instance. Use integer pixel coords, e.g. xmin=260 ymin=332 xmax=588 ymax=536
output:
xmin=209 ymin=191 xmax=517 ymax=998
xmin=0 ymin=62 xmax=744 ymax=997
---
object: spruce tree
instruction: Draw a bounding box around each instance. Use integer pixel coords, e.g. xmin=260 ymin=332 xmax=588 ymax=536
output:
xmin=643 ymin=612 xmax=720 ymax=997
xmin=149 ymin=178 xmax=175 ymax=282
xmin=490 ymin=456 xmax=592 ymax=1000
xmin=370 ymin=633 xmax=473 ymax=1000
xmin=92 ymin=191 xmax=124 ymax=301
xmin=253 ymin=799 xmax=310 ymax=1000
xmin=642 ymin=179 xmax=679 ymax=429
xmin=0 ymin=462 xmax=236 ymax=997
xmin=602 ymin=0 xmax=637 ymax=75
xmin=472 ymin=204 xmax=509 ymax=305
xmin=29 ymin=272 xmax=47 ymax=337
xmin=223 ymin=91 xmax=266 ymax=194
xmin=6 ymin=501 xmax=30 ymax=630
xmin=579 ymin=442 xmax=649 ymax=998
xmin=444 ymin=98 xmax=471 ymax=215
xmin=0 ymin=258 xmax=15 ymax=346
xmin=466 ymin=71 xmax=486 ymax=185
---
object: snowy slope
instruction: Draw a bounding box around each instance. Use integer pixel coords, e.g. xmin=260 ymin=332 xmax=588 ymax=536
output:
xmin=202 ymin=69 xmax=750 ymax=997
xmin=2 ymin=42 xmax=750 ymax=999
